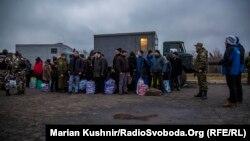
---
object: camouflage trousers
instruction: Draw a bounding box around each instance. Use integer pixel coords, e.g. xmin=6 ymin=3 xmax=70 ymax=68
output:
xmin=16 ymin=73 xmax=26 ymax=93
xmin=0 ymin=70 xmax=8 ymax=89
xmin=5 ymin=72 xmax=26 ymax=93
xmin=58 ymin=76 xmax=67 ymax=90
xmin=197 ymin=73 xmax=208 ymax=91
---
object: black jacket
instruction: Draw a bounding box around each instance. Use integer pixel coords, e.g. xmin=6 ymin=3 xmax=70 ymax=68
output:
xmin=170 ymin=57 xmax=182 ymax=77
xmin=68 ymin=57 xmax=83 ymax=75
xmin=93 ymin=56 xmax=108 ymax=77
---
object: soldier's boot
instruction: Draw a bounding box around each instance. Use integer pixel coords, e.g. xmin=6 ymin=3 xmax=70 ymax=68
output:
xmin=201 ymin=90 xmax=207 ymax=100
xmin=194 ymin=90 xmax=202 ymax=97
xmin=6 ymin=90 xmax=10 ymax=96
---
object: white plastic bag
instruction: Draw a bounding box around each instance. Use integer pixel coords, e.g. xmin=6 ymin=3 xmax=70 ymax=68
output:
xmin=136 ymin=78 xmax=148 ymax=96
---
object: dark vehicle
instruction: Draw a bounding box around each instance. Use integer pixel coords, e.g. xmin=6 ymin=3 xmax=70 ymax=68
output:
xmin=163 ymin=41 xmax=194 ymax=86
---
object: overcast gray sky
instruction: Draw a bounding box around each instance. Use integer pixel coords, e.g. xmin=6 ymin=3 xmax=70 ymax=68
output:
xmin=0 ymin=0 xmax=249 ymax=54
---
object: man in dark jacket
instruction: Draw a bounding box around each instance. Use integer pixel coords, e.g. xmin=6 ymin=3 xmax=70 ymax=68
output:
xmin=137 ymin=50 xmax=148 ymax=85
xmin=147 ymin=50 xmax=153 ymax=87
xmin=25 ymin=59 xmax=32 ymax=87
xmin=118 ymin=50 xmax=130 ymax=94
xmin=235 ymin=36 xmax=245 ymax=103
xmin=128 ymin=51 xmax=137 ymax=91
xmin=246 ymin=52 xmax=250 ymax=85
xmin=219 ymin=35 xmax=241 ymax=107
xmin=93 ymin=51 xmax=108 ymax=93
xmin=151 ymin=50 xmax=165 ymax=91
xmin=170 ymin=52 xmax=183 ymax=91
xmin=50 ymin=57 xmax=58 ymax=92
xmin=113 ymin=48 xmax=122 ymax=93
xmin=68 ymin=51 xmax=83 ymax=94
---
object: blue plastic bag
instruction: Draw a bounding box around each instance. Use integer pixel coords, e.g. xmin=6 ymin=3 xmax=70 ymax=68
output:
xmin=104 ymin=79 xmax=116 ymax=94
xmin=163 ymin=80 xmax=171 ymax=93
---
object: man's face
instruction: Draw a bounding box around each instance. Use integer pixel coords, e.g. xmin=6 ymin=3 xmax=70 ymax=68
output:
xmin=195 ymin=46 xmax=201 ymax=51
xmin=95 ymin=53 xmax=100 ymax=58
xmin=172 ymin=54 xmax=176 ymax=58
xmin=137 ymin=51 xmax=141 ymax=56
xmin=123 ymin=52 xmax=128 ymax=57
xmin=115 ymin=50 xmax=120 ymax=55
xmin=74 ymin=52 xmax=79 ymax=57
xmin=62 ymin=55 xmax=66 ymax=59
xmin=154 ymin=52 xmax=159 ymax=56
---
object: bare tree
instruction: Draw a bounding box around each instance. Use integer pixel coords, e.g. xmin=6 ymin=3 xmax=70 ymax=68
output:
xmin=208 ymin=48 xmax=223 ymax=73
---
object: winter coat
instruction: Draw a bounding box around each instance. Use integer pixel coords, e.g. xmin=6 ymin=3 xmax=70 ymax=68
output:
xmin=57 ymin=58 xmax=67 ymax=75
xmin=114 ymin=54 xmax=123 ymax=73
xmin=170 ymin=57 xmax=183 ymax=77
xmin=137 ymin=56 xmax=148 ymax=78
xmin=68 ymin=57 xmax=83 ymax=75
xmin=33 ymin=61 xmax=43 ymax=75
xmin=43 ymin=62 xmax=51 ymax=81
xmin=163 ymin=61 xmax=172 ymax=80
xmin=194 ymin=47 xmax=208 ymax=72
xmin=93 ymin=56 xmax=108 ymax=77
xmin=128 ymin=56 xmax=137 ymax=73
xmin=151 ymin=55 xmax=165 ymax=73
xmin=219 ymin=46 xmax=241 ymax=75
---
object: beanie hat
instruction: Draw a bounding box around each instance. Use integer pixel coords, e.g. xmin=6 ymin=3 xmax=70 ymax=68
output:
xmin=225 ymin=35 xmax=237 ymax=45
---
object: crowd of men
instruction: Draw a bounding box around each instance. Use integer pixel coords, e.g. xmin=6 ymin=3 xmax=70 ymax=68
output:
xmin=0 ymin=35 xmax=249 ymax=108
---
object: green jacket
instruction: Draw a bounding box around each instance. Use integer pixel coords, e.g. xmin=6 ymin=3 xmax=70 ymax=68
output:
xmin=194 ymin=47 xmax=208 ymax=72
xmin=57 ymin=58 xmax=68 ymax=75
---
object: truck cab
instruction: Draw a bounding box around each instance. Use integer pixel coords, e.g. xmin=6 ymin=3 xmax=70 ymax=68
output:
xmin=163 ymin=41 xmax=194 ymax=85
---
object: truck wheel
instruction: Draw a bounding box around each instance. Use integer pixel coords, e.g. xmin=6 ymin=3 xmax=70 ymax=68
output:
xmin=180 ymin=70 xmax=187 ymax=87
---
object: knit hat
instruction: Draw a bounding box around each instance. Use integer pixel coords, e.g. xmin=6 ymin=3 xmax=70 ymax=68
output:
xmin=225 ymin=35 xmax=237 ymax=45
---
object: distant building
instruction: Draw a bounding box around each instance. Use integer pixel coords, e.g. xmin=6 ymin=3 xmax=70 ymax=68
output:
xmin=94 ymin=31 xmax=158 ymax=66
xmin=16 ymin=43 xmax=73 ymax=67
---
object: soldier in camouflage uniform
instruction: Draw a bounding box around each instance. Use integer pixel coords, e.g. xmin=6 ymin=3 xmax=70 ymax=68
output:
xmin=245 ymin=52 xmax=250 ymax=85
xmin=57 ymin=53 xmax=68 ymax=92
xmin=0 ymin=49 xmax=9 ymax=93
xmin=5 ymin=51 xmax=27 ymax=95
xmin=194 ymin=43 xmax=208 ymax=100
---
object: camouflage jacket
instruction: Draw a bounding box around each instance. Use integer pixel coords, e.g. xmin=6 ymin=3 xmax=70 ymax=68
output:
xmin=194 ymin=47 xmax=208 ymax=72
xmin=57 ymin=58 xmax=68 ymax=75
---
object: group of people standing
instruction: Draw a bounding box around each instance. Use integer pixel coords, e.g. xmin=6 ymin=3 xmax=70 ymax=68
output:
xmin=29 ymin=48 xmax=183 ymax=95
xmin=113 ymin=48 xmax=183 ymax=95
xmin=193 ymin=35 xmax=247 ymax=108
xmin=218 ymin=35 xmax=246 ymax=107
xmin=1 ymin=35 xmax=248 ymax=109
